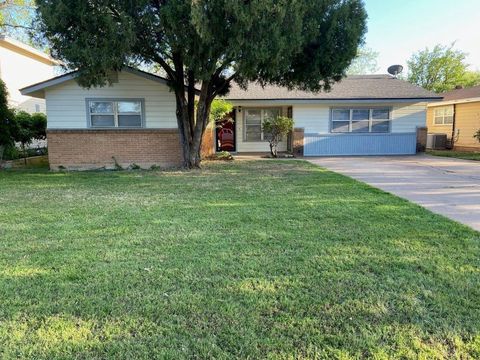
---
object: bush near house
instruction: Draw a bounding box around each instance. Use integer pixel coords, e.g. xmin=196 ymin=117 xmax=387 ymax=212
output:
xmin=474 ymin=129 xmax=480 ymax=143
xmin=263 ymin=116 xmax=294 ymax=157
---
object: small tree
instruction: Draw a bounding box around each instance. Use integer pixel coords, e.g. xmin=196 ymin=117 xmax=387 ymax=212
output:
xmin=0 ymin=79 xmax=16 ymax=162
xmin=13 ymin=111 xmax=34 ymax=162
xmin=262 ymin=116 xmax=294 ymax=158
xmin=30 ymin=112 xmax=47 ymax=140
xmin=12 ymin=111 xmax=47 ymax=163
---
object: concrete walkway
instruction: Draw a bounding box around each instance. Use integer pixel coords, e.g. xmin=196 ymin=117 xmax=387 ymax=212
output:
xmin=307 ymin=154 xmax=480 ymax=231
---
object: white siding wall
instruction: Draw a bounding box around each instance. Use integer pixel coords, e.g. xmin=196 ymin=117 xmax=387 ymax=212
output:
xmin=235 ymin=106 xmax=288 ymax=152
xmin=45 ymin=71 xmax=177 ymax=129
xmin=391 ymin=103 xmax=427 ymax=132
xmin=293 ymin=105 xmax=330 ymax=133
xmin=292 ymin=102 xmax=427 ymax=134
xmin=0 ymin=46 xmax=56 ymax=113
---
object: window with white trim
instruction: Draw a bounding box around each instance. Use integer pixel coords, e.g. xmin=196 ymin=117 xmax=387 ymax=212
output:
xmin=331 ymin=108 xmax=391 ymax=133
xmin=88 ymin=99 xmax=143 ymax=128
xmin=434 ymin=106 xmax=454 ymax=125
xmin=244 ymin=108 xmax=281 ymax=141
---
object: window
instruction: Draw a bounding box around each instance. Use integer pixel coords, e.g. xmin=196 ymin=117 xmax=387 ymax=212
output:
xmin=331 ymin=108 xmax=390 ymax=133
xmin=87 ymin=99 xmax=143 ymax=128
xmin=434 ymin=106 xmax=454 ymax=125
xmin=35 ymin=104 xmax=41 ymax=113
xmin=244 ymin=108 xmax=281 ymax=141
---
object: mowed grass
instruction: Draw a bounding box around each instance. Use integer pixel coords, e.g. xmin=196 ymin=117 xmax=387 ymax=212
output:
xmin=0 ymin=160 xmax=479 ymax=359
xmin=427 ymin=150 xmax=480 ymax=161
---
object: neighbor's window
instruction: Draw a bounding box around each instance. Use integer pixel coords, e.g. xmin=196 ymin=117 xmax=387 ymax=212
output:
xmin=88 ymin=99 xmax=143 ymax=128
xmin=331 ymin=108 xmax=390 ymax=133
xmin=244 ymin=108 xmax=281 ymax=141
xmin=434 ymin=106 xmax=454 ymax=125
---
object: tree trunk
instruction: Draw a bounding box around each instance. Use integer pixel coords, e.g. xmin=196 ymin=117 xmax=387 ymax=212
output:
xmin=173 ymin=82 xmax=213 ymax=169
xmin=22 ymin=144 xmax=27 ymax=165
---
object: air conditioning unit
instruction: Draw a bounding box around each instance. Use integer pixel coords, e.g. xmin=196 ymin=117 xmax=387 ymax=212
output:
xmin=426 ymin=133 xmax=448 ymax=150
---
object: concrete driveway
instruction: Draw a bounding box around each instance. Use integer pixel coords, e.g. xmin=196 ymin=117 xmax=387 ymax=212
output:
xmin=307 ymin=155 xmax=480 ymax=231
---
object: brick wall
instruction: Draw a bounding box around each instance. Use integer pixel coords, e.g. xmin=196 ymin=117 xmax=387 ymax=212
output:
xmin=47 ymin=129 xmax=183 ymax=170
xmin=292 ymin=128 xmax=304 ymax=156
xmin=416 ymin=127 xmax=427 ymax=152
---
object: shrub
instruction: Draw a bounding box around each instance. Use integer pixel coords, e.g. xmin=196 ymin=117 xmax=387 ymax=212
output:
xmin=11 ymin=111 xmax=47 ymax=161
xmin=262 ymin=116 xmax=294 ymax=158
xmin=209 ymin=100 xmax=233 ymax=123
xmin=0 ymin=79 xmax=16 ymax=161
xmin=474 ymin=129 xmax=480 ymax=143
xmin=30 ymin=113 xmax=47 ymax=140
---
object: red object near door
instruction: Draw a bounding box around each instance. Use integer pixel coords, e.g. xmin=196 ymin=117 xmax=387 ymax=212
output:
xmin=216 ymin=112 xmax=236 ymax=152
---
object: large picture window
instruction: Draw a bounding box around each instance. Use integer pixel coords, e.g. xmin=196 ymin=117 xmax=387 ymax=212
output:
xmin=331 ymin=108 xmax=391 ymax=133
xmin=244 ymin=108 xmax=281 ymax=141
xmin=434 ymin=106 xmax=454 ymax=125
xmin=87 ymin=99 xmax=144 ymax=128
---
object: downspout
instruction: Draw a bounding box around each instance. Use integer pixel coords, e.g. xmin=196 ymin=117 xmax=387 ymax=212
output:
xmin=450 ymin=104 xmax=456 ymax=149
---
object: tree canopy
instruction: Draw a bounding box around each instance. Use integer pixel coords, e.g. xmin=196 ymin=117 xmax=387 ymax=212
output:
xmin=36 ymin=0 xmax=367 ymax=168
xmin=0 ymin=0 xmax=36 ymax=43
xmin=347 ymin=46 xmax=379 ymax=75
xmin=407 ymin=43 xmax=480 ymax=93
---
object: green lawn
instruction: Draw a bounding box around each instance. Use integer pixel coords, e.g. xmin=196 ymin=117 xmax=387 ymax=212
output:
xmin=427 ymin=150 xmax=480 ymax=161
xmin=0 ymin=160 xmax=479 ymax=359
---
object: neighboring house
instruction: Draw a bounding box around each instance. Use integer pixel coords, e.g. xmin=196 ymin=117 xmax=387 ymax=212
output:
xmin=20 ymin=69 xmax=441 ymax=170
xmin=427 ymin=86 xmax=480 ymax=151
xmin=0 ymin=35 xmax=58 ymax=113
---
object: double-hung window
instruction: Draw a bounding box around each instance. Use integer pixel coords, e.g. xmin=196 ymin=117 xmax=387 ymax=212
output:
xmin=331 ymin=108 xmax=391 ymax=133
xmin=88 ymin=99 xmax=144 ymax=128
xmin=434 ymin=106 xmax=454 ymax=125
xmin=244 ymin=108 xmax=281 ymax=141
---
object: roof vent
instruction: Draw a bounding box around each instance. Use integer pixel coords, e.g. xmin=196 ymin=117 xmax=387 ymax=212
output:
xmin=387 ymin=65 xmax=403 ymax=78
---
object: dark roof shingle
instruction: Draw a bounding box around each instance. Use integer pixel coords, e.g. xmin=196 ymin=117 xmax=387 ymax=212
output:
xmin=441 ymin=85 xmax=480 ymax=102
xmin=224 ymin=75 xmax=440 ymax=101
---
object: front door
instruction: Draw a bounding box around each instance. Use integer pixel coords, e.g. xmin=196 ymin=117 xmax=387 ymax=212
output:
xmin=216 ymin=111 xmax=236 ymax=152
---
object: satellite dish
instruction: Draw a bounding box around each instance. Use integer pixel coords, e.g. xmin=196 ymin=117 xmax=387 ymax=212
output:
xmin=388 ymin=65 xmax=404 ymax=78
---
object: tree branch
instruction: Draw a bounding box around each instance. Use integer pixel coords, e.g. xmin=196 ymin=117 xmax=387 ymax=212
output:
xmin=0 ymin=23 xmax=32 ymax=30
xmin=151 ymin=53 xmax=176 ymax=81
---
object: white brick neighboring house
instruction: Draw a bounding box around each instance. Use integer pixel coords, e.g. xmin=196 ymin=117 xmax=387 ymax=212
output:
xmin=0 ymin=35 xmax=58 ymax=113
xmin=0 ymin=36 xmax=59 ymax=150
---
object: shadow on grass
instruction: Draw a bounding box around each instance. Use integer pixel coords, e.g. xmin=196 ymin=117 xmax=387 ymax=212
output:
xmin=0 ymin=160 xmax=479 ymax=358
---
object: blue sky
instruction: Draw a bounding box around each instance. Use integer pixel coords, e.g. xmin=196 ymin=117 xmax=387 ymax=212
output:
xmin=364 ymin=0 xmax=480 ymax=74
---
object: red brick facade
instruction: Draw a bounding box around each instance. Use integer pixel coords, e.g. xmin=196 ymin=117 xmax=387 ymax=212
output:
xmin=47 ymin=129 xmax=183 ymax=170
xmin=292 ymin=128 xmax=304 ymax=156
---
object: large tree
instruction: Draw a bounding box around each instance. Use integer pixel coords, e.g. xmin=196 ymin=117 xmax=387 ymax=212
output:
xmin=407 ymin=43 xmax=480 ymax=93
xmin=35 ymin=0 xmax=367 ymax=168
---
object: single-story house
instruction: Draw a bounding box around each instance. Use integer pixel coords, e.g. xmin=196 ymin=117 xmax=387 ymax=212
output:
xmin=20 ymin=68 xmax=441 ymax=170
xmin=427 ymin=85 xmax=480 ymax=151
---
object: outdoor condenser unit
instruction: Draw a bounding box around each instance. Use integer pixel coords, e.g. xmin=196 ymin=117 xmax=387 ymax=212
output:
xmin=426 ymin=133 xmax=448 ymax=150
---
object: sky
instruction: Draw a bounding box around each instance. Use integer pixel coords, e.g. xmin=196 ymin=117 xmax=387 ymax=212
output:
xmin=364 ymin=0 xmax=480 ymax=74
